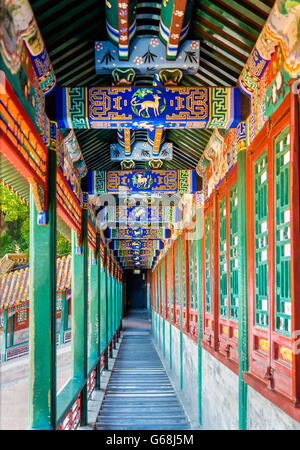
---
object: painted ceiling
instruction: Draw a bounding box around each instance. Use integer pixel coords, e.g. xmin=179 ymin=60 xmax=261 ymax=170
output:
xmin=30 ymin=0 xmax=275 ymax=172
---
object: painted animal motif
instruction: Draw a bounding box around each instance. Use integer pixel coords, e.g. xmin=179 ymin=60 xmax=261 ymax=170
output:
xmin=131 ymin=95 xmax=161 ymax=117
xmin=134 ymin=173 xmax=152 ymax=188
xmin=131 ymin=206 xmax=147 ymax=220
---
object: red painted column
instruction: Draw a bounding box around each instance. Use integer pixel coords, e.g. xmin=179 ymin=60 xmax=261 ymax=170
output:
xmin=290 ymin=81 xmax=300 ymax=406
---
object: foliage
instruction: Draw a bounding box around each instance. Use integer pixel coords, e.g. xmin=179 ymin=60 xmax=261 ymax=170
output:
xmin=0 ymin=184 xmax=29 ymax=257
xmin=0 ymin=183 xmax=71 ymax=258
xmin=56 ymin=231 xmax=71 ymax=257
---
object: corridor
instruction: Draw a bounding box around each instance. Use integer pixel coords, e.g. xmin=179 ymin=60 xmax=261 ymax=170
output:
xmin=1 ymin=0 xmax=300 ymax=431
xmin=96 ymin=311 xmax=190 ymax=430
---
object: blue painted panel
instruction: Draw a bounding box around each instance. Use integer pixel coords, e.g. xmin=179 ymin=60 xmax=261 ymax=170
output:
xmin=95 ymin=38 xmax=199 ymax=75
xmin=110 ymin=141 xmax=173 ymax=160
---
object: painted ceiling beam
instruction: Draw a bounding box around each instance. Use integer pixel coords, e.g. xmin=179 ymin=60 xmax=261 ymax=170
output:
xmin=95 ymin=37 xmax=199 ymax=75
xmin=159 ymin=0 xmax=194 ymax=60
xmin=106 ymin=227 xmax=169 ymax=240
xmin=87 ymin=170 xmax=197 ymax=195
xmin=105 ymin=0 xmax=136 ymax=61
xmin=110 ymin=140 xmax=173 ymax=161
xmin=110 ymin=240 xmax=163 ymax=250
xmin=113 ymin=249 xmax=159 ymax=257
xmin=54 ymin=86 xmax=242 ymax=130
xmin=98 ymin=204 xmax=179 ymax=223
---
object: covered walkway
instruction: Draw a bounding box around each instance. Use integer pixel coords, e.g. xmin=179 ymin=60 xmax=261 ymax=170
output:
xmin=1 ymin=0 xmax=300 ymax=432
xmin=96 ymin=310 xmax=190 ymax=430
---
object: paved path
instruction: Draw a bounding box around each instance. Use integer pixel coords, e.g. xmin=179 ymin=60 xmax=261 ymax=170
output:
xmin=96 ymin=310 xmax=190 ymax=430
xmin=0 ymin=343 xmax=71 ymax=430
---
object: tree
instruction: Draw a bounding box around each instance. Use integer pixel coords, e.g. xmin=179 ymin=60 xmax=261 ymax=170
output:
xmin=0 ymin=183 xmax=71 ymax=258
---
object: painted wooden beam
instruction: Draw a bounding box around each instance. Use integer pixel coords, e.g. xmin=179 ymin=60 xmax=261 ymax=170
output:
xmin=106 ymin=226 xmax=168 ymax=240
xmin=110 ymin=239 xmax=163 ymax=250
xmin=95 ymin=37 xmax=199 ymax=75
xmin=110 ymin=141 xmax=172 ymax=161
xmin=99 ymin=204 xmax=179 ymax=224
xmin=105 ymin=0 xmax=136 ymax=61
xmin=55 ymin=86 xmax=241 ymax=130
xmin=159 ymin=0 xmax=194 ymax=60
xmin=88 ymin=170 xmax=197 ymax=195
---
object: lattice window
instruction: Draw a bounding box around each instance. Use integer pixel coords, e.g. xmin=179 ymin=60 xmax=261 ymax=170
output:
xmin=254 ymin=152 xmax=269 ymax=328
xmin=175 ymin=242 xmax=180 ymax=306
xmin=17 ymin=309 xmax=27 ymax=323
xmin=274 ymin=126 xmax=291 ymax=336
xmin=189 ymin=240 xmax=195 ymax=310
xmin=229 ymin=184 xmax=239 ymax=320
xmin=182 ymin=238 xmax=186 ymax=309
xmin=168 ymin=251 xmax=172 ymax=312
xmin=161 ymin=261 xmax=164 ymax=315
xmin=219 ymin=195 xmax=228 ymax=318
xmin=194 ymin=239 xmax=199 ymax=312
xmin=205 ymin=212 xmax=211 ymax=313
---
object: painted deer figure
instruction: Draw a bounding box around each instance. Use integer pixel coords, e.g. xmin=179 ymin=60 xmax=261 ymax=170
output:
xmin=136 ymin=173 xmax=149 ymax=187
xmin=132 ymin=95 xmax=161 ymax=117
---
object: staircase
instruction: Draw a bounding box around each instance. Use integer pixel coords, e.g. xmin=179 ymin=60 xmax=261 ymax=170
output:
xmin=96 ymin=312 xmax=190 ymax=430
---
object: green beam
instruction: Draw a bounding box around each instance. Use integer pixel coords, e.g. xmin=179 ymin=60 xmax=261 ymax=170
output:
xmin=71 ymin=204 xmax=88 ymax=427
xmin=28 ymin=148 xmax=57 ymax=430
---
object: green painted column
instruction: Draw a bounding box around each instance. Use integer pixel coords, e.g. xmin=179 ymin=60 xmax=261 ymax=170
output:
xmin=28 ymin=147 xmax=57 ymax=430
xmin=237 ymin=148 xmax=249 ymax=430
xmin=96 ymin=240 xmax=102 ymax=389
xmin=9 ymin=314 xmax=14 ymax=347
xmin=88 ymin=246 xmax=100 ymax=365
xmin=59 ymin=291 xmax=67 ymax=345
xmin=120 ymin=274 xmax=123 ymax=330
xmin=106 ymin=255 xmax=112 ymax=359
xmin=112 ymin=268 xmax=116 ymax=348
xmin=162 ymin=262 xmax=165 ymax=357
xmin=71 ymin=198 xmax=88 ymax=427
xmin=1 ymin=309 xmax=8 ymax=363
xmin=100 ymin=246 xmax=108 ymax=368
